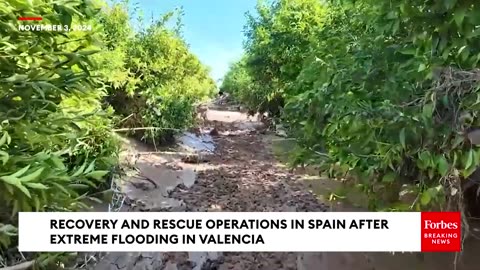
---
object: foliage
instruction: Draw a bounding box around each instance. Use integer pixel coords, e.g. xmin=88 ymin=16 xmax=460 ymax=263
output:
xmin=104 ymin=5 xmax=216 ymax=143
xmin=220 ymin=57 xmax=258 ymax=110
xmin=227 ymin=0 xmax=480 ymax=212
xmin=0 ymin=0 xmax=120 ymax=264
xmin=239 ymin=0 xmax=326 ymax=116
xmin=0 ymin=0 xmax=213 ymax=266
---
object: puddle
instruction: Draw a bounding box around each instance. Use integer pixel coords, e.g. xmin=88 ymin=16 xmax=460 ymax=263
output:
xmin=118 ymin=133 xmax=210 ymax=212
xmin=177 ymin=131 xmax=215 ymax=153
xmin=91 ymin=131 xmax=220 ymax=269
xmin=121 ymin=162 xmax=196 ymax=211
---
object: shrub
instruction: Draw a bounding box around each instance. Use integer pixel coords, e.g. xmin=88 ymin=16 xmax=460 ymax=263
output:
xmin=226 ymin=0 xmax=480 ymax=213
xmin=105 ymin=7 xmax=216 ymax=143
xmin=0 ymin=0 xmax=119 ymax=264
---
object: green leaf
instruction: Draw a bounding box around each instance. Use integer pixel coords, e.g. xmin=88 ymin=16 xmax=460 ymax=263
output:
xmin=85 ymin=170 xmax=109 ymax=180
xmin=68 ymin=184 xmax=90 ymax=189
xmin=465 ymin=149 xmax=474 ymax=171
xmin=71 ymin=162 xmax=87 ymax=177
xmin=84 ymin=160 xmax=96 ymax=174
xmin=422 ymin=103 xmax=434 ymax=118
xmin=0 ymin=175 xmax=19 ymax=186
xmin=419 ymin=151 xmax=432 ymax=167
xmin=19 ymin=168 xmax=44 ymax=182
xmin=51 ymin=182 xmax=71 ymax=195
xmin=25 ymin=182 xmax=48 ymax=189
xmin=0 ymin=151 xmax=8 ymax=165
xmin=50 ymin=156 xmax=66 ymax=170
xmin=3 ymin=74 xmax=28 ymax=82
xmin=420 ymin=191 xmax=431 ymax=206
xmin=33 ymin=195 xmax=41 ymax=211
xmin=418 ymin=63 xmax=427 ymax=72
xmin=10 ymin=165 xmax=31 ymax=178
xmin=0 ymin=132 xmax=7 ymax=146
xmin=444 ymin=0 xmax=457 ymax=9
xmin=398 ymin=48 xmax=416 ymax=55
xmin=59 ymin=11 xmax=73 ymax=27
xmin=14 ymin=182 xmax=31 ymax=198
xmin=453 ymin=8 xmax=466 ymax=27
xmin=79 ymin=50 xmax=100 ymax=56
xmin=87 ymin=197 xmax=104 ymax=204
xmin=437 ymin=156 xmax=449 ymax=176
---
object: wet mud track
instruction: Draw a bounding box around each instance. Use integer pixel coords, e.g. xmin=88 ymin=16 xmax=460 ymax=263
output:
xmin=88 ymin=106 xmax=328 ymax=270
xmin=167 ymin=120 xmax=327 ymax=270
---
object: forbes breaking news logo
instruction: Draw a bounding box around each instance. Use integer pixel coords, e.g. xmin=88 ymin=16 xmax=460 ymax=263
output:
xmin=421 ymin=212 xmax=461 ymax=252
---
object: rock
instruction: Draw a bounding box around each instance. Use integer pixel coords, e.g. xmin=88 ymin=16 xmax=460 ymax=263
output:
xmin=209 ymin=128 xmax=219 ymax=136
xmin=275 ymin=124 xmax=287 ymax=137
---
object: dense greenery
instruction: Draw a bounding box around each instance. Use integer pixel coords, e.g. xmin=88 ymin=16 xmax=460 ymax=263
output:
xmin=0 ymin=0 xmax=214 ymax=266
xmin=104 ymin=4 xmax=216 ymax=143
xmin=223 ymin=0 xmax=480 ymax=212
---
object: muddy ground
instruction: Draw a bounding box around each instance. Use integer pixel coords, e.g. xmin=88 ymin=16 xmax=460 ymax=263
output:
xmin=87 ymin=104 xmax=480 ymax=270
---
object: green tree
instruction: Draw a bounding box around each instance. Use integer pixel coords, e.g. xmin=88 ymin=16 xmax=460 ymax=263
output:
xmin=242 ymin=0 xmax=326 ymax=116
xmin=0 ymin=0 xmax=119 ymax=264
xmin=226 ymin=0 xmax=480 ymax=213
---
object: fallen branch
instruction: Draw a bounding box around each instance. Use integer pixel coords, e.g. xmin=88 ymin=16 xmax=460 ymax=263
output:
xmin=0 ymin=260 xmax=35 ymax=270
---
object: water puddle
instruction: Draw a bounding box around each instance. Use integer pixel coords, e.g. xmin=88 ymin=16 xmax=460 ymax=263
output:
xmin=117 ymin=132 xmax=214 ymax=213
xmin=121 ymin=162 xmax=196 ymax=211
xmin=90 ymin=130 xmax=221 ymax=269
xmin=177 ymin=131 xmax=215 ymax=153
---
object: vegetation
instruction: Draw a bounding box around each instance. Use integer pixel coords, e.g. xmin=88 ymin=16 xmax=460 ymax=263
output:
xmin=3 ymin=0 xmax=479 ymax=266
xmin=0 ymin=0 xmax=214 ymax=267
xmin=104 ymin=4 xmax=216 ymax=143
xmin=222 ymin=0 xmax=480 ymax=213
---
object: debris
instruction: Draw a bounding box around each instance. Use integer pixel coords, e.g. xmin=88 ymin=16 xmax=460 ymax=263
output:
xmin=209 ymin=128 xmax=219 ymax=136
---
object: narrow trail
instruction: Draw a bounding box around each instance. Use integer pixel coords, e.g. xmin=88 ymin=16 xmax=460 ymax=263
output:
xmin=89 ymin=103 xmax=480 ymax=270
xmin=165 ymin=108 xmax=327 ymax=270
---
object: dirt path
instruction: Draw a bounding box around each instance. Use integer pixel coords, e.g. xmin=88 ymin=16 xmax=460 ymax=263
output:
xmin=166 ymin=109 xmax=327 ymax=270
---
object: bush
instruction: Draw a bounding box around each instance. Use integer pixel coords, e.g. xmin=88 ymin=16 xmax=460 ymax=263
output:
xmin=225 ymin=0 xmax=480 ymax=213
xmin=221 ymin=58 xmax=256 ymax=108
xmin=1 ymin=0 xmax=215 ymax=266
xmin=0 ymin=0 xmax=119 ymax=264
xmin=238 ymin=0 xmax=326 ymax=117
xmin=104 ymin=6 xmax=216 ymax=143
